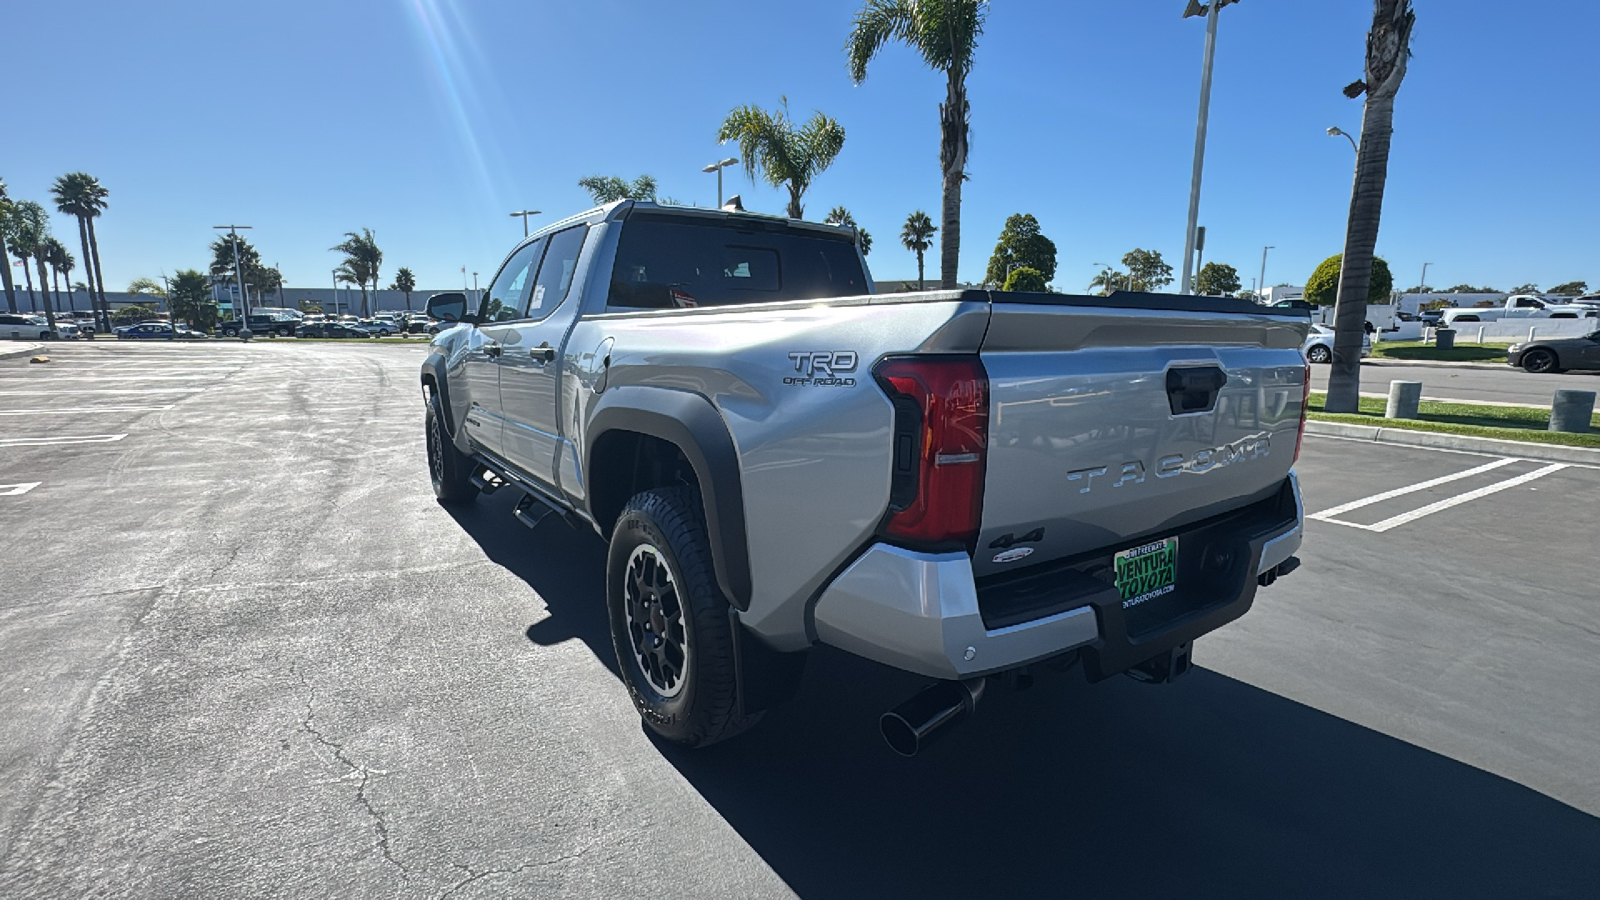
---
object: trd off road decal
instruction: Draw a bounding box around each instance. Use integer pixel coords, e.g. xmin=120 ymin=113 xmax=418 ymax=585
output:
xmin=1115 ymin=537 xmax=1178 ymax=609
xmin=785 ymin=351 xmax=858 ymax=387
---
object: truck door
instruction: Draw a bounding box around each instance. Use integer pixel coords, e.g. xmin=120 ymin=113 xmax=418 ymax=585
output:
xmin=495 ymin=224 xmax=590 ymax=491
xmin=462 ymin=237 xmax=545 ymax=458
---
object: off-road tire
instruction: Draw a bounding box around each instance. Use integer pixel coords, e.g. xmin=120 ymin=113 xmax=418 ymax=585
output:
xmin=1307 ymin=345 xmax=1332 ymax=364
xmin=426 ymin=393 xmax=477 ymax=505
xmin=607 ymin=485 xmax=760 ymax=748
xmin=1522 ymin=349 xmax=1561 ymax=374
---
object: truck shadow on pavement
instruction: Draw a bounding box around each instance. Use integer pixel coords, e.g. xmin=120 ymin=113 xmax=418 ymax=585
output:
xmin=448 ymin=492 xmax=1600 ymax=900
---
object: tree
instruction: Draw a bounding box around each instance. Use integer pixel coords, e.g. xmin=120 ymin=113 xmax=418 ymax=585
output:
xmin=210 ymin=234 xmax=265 ymax=317
xmin=1326 ymin=0 xmax=1416 ymax=413
xmin=900 ymin=210 xmax=937 ymax=290
xmin=1122 ymin=248 xmax=1174 ymax=292
xmin=1507 ymin=282 xmax=1540 ymax=295
xmin=113 ymin=304 xmax=157 ymax=326
xmin=984 ymin=213 xmax=1056 ymax=286
xmin=825 ymin=207 xmax=873 ymax=256
xmin=30 ymin=227 xmax=59 ymax=331
xmin=1001 ymin=266 xmax=1047 ymax=293
xmin=1438 ymin=283 xmax=1496 ymax=293
xmin=5 ymin=201 xmax=48 ymax=316
xmin=1549 ymin=280 xmax=1588 ymax=297
xmin=168 ymin=269 xmax=217 ymax=331
xmin=717 ymin=100 xmax=845 ymax=219
xmin=331 ymin=228 xmax=382 ymax=317
xmin=128 ymin=277 xmax=167 ymax=298
xmin=849 ymin=0 xmax=986 ymax=289
xmin=0 ymin=179 xmax=17 ymax=313
xmin=1088 ymin=268 xmax=1129 ymax=296
xmin=1194 ymin=262 xmax=1242 ymax=296
xmin=391 ymin=267 xmax=417 ymax=311
xmin=1305 ymin=254 xmax=1393 ymax=307
xmin=50 ymin=172 xmax=111 ymax=332
xmin=578 ymin=174 xmax=658 ymax=204
xmin=1236 ymin=290 xmax=1261 ymax=302
xmin=45 ymin=238 xmax=75 ymax=314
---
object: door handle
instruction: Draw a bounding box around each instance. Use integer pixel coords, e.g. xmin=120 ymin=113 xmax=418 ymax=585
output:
xmin=533 ymin=342 xmax=556 ymax=363
xmin=484 ymin=342 xmax=502 ymax=358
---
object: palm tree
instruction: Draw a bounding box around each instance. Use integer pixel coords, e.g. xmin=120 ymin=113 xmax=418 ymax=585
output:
xmin=31 ymin=235 xmax=59 ymax=330
xmin=331 ymin=229 xmax=381 ymax=316
xmin=578 ymin=175 xmax=658 ymax=204
xmin=391 ymin=267 xmax=417 ymax=311
xmin=50 ymin=172 xmax=110 ymax=331
xmin=849 ymin=0 xmax=986 ymax=289
xmin=825 ymin=206 xmax=873 ymax=256
xmin=0 ymin=179 xmax=18 ymax=313
xmin=169 ymin=269 xmax=215 ymax=330
xmin=717 ymin=99 xmax=846 ymax=219
xmin=210 ymin=235 xmax=263 ymax=318
xmin=43 ymin=238 xmax=72 ymax=314
xmin=1325 ymin=1 xmax=1416 ymax=413
xmin=900 ymin=211 xmax=937 ymax=290
xmin=6 ymin=201 xmax=47 ymax=313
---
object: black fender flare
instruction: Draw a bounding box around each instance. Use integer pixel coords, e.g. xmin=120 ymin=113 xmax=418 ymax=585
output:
xmin=586 ymin=386 xmax=751 ymax=611
xmin=420 ymin=353 xmax=465 ymax=448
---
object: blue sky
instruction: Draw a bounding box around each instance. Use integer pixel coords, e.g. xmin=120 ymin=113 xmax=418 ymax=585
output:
xmin=4 ymin=0 xmax=1595 ymax=295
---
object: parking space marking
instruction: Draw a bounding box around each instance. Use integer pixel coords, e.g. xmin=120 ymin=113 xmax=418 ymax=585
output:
xmin=0 ymin=434 xmax=128 ymax=447
xmin=1314 ymin=463 xmax=1567 ymax=533
xmin=0 ymin=405 xmax=176 ymax=416
xmin=0 ymin=482 xmax=40 ymax=496
xmin=0 ymin=389 xmax=207 ymax=396
xmin=1308 ymin=457 xmax=1521 ymax=521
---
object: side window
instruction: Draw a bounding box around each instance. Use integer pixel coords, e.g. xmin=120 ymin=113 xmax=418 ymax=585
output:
xmin=523 ymin=226 xmax=589 ymax=320
xmin=481 ymin=239 xmax=545 ymax=323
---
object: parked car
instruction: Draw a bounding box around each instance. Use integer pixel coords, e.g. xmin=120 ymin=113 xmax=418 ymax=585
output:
xmin=356 ymin=318 xmax=398 ymax=336
xmin=219 ymin=314 xmax=298 ymax=338
xmin=420 ymin=200 xmax=1308 ymax=755
xmin=406 ymin=317 xmax=438 ymax=335
xmin=115 ymin=322 xmax=184 ymax=340
xmin=1270 ymin=299 xmax=1315 ymax=312
xmin=298 ymin=322 xmax=374 ymax=338
xmin=1418 ymin=309 xmax=1446 ymax=328
xmin=1441 ymin=295 xmax=1595 ymax=327
xmin=1301 ymin=323 xmax=1372 ymax=363
xmin=1506 ymin=330 xmax=1600 ymax=374
xmin=0 ymin=313 xmax=65 ymax=340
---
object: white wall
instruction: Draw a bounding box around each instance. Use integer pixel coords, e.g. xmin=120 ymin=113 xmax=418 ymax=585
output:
xmin=1440 ymin=319 xmax=1599 ymax=342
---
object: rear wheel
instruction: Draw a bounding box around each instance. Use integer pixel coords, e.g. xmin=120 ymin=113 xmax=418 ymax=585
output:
xmin=1522 ymin=349 xmax=1561 ymax=374
xmin=1307 ymin=344 xmax=1332 ymax=364
xmin=607 ymin=486 xmax=758 ymax=748
xmin=425 ymin=393 xmax=477 ymax=504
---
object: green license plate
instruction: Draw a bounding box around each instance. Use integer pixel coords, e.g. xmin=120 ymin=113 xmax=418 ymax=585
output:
xmin=1114 ymin=537 xmax=1178 ymax=609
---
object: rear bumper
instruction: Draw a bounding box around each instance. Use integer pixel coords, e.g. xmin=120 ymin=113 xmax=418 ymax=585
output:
xmin=813 ymin=473 xmax=1302 ymax=681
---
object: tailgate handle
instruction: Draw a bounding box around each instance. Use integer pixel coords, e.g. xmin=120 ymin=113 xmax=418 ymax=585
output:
xmin=1166 ymin=366 xmax=1228 ymax=415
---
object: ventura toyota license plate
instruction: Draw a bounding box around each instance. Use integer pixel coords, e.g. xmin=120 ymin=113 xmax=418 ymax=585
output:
xmin=1114 ymin=537 xmax=1178 ymax=609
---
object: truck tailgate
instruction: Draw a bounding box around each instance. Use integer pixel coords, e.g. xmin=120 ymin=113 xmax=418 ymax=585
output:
xmin=974 ymin=298 xmax=1308 ymax=583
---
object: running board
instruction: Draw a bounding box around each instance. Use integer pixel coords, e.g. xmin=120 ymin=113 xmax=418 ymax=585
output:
xmin=513 ymin=493 xmax=554 ymax=529
xmin=470 ymin=468 xmax=508 ymax=495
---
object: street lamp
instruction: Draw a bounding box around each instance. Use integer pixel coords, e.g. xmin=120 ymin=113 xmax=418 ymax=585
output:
xmin=1419 ymin=262 xmax=1432 ymax=293
xmin=212 ymin=224 xmax=253 ymax=339
xmin=1327 ymin=126 xmax=1358 ymax=153
xmin=1178 ymin=0 xmax=1240 ymax=296
xmin=702 ymin=157 xmax=738 ymax=208
xmin=510 ymin=209 xmax=542 ymax=237
xmin=1259 ymin=246 xmax=1275 ymax=303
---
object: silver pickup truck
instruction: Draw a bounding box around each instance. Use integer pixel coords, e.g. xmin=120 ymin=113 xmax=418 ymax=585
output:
xmin=421 ymin=201 xmax=1309 ymax=755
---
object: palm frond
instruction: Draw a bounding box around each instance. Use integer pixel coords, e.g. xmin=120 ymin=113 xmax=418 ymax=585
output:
xmin=846 ymin=0 xmax=914 ymax=83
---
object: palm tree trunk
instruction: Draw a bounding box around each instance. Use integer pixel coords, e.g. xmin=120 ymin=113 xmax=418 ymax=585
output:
xmin=36 ymin=257 xmax=57 ymax=330
xmin=19 ymin=256 xmax=36 ymax=311
xmin=786 ymin=185 xmax=803 ymax=220
xmin=0 ymin=233 xmax=16 ymax=313
xmin=916 ymin=249 xmax=925 ymax=292
xmin=938 ymin=72 xmax=970 ymax=289
xmin=87 ymin=218 xmax=109 ymax=332
xmin=403 ymin=290 xmax=411 ymax=312
xmin=73 ymin=217 xmax=98 ymax=332
xmin=62 ymin=270 xmax=76 ymax=313
xmin=359 ymin=286 xmax=369 ymax=318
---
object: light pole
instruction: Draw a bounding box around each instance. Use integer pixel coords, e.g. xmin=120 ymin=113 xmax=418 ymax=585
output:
xmin=212 ymin=224 xmax=253 ymax=338
xmin=510 ymin=209 xmax=541 ymax=237
xmin=1327 ymin=126 xmax=1358 ymax=153
xmin=1258 ymin=245 xmax=1275 ymax=303
xmin=331 ymin=269 xmax=340 ymax=317
xmin=1419 ymin=262 xmax=1432 ymax=294
xmin=702 ymin=157 xmax=738 ymax=208
xmin=1178 ymin=0 xmax=1239 ymax=297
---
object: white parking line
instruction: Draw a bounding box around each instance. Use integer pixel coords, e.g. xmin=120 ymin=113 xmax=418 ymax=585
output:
xmin=0 ymin=434 xmax=127 ymax=447
xmin=0 ymin=482 xmax=40 ymax=496
xmin=0 ymin=405 xmax=175 ymax=416
xmin=1308 ymin=458 xmax=1522 ymax=521
xmin=1316 ymin=464 xmax=1568 ymax=533
xmin=0 ymin=389 xmax=206 ymax=396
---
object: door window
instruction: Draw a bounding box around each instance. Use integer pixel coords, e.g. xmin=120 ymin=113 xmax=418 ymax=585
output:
xmin=481 ymin=239 xmax=545 ymax=323
xmin=523 ymin=226 xmax=589 ymax=320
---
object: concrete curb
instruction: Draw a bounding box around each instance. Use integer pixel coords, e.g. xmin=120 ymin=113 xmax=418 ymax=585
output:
xmin=1363 ymin=357 xmax=1506 ymax=372
xmin=0 ymin=343 xmax=44 ymax=361
xmin=1306 ymin=420 xmax=1600 ymax=466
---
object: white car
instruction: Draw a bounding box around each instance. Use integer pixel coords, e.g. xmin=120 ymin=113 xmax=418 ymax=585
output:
xmin=1302 ymin=323 xmax=1372 ymax=364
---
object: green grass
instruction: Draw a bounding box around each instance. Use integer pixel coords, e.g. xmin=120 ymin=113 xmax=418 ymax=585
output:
xmin=1307 ymin=392 xmax=1600 ymax=449
xmin=1371 ymin=340 xmax=1513 ymax=363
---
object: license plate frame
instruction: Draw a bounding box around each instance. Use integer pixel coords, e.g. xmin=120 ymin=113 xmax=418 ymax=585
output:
xmin=1114 ymin=536 xmax=1179 ymax=610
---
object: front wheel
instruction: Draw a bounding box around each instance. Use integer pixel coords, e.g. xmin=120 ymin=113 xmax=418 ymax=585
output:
xmin=1522 ymin=349 xmax=1561 ymax=374
xmin=607 ymin=486 xmax=758 ymax=748
xmin=425 ymin=393 xmax=477 ymax=504
xmin=1307 ymin=345 xmax=1332 ymax=364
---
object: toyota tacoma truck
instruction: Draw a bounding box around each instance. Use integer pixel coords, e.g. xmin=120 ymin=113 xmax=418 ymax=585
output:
xmin=421 ymin=201 xmax=1309 ymax=756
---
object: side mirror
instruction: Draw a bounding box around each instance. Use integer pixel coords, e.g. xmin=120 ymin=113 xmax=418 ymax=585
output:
xmin=426 ymin=292 xmax=470 ymax=323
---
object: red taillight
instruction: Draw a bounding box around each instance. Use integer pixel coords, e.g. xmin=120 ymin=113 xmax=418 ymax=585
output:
xmin=1294 ymin=362 xmax=1311 ymax=464
xmin=874 ymin=356 xmax=989 ymax=550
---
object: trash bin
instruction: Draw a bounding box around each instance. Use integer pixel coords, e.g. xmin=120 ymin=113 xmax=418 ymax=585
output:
xmin=1434 ymin=328 xmax=1455 ymax=350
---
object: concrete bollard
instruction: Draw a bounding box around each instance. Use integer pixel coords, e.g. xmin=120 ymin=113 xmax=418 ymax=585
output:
xmin=1435 ymin=329 xmax=1456 ymax=350
xmin=1549 ymin=390 xmax=1596 ymax=434
xmin=1386 ymin=381 xmax=1423 ymax=420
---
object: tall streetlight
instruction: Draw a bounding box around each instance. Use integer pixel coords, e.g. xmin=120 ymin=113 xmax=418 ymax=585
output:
xmin=1418 ymin=262 xmax=1432 ymax=293
xmin=212 ymin=224 xmax=253 ymax=338
xmin=1178 ymin=0 xmax=1240 ymax=297
xmin=1327 ymin=126 xmax=1358 ymax=153
xmin=331 ymin=269 xmax=340 ymax=317
xmin=1258 ymin=245 xmax=1275 ymax=303
xmin=510 ymin=209 xmax=542 ymax=237
xmin=702 ymin=157 xmax=738 ymax=208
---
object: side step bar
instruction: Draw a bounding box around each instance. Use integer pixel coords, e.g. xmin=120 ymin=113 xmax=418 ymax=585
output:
xmin=470 ymin=455 xmax=582 ymax=532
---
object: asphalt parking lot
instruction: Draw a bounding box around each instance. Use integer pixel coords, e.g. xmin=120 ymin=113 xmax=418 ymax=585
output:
xmin=1 ymin=342 xmax=1597 ymax=899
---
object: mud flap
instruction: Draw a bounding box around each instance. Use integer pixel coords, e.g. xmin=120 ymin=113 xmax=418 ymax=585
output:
xmin=730 ymin=610 xmax=808 ymax=716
